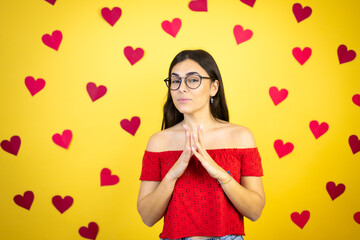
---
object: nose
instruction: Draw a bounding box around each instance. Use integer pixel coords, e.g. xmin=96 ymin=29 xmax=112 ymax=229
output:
xmin=178 ymin=77 xmax=189 ymax=92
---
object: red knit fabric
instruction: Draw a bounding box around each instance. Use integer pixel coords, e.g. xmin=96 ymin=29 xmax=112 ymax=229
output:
xmin=139 ymin=147 xmax=263 ymax=239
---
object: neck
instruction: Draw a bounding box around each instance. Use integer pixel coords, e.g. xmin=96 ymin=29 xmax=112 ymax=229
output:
xmin=182 ymin=111 xmax=217 ymax=133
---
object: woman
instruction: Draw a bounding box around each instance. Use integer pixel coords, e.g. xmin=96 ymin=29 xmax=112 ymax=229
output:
xmin=137 ymin=49 xmax=265 ymax=240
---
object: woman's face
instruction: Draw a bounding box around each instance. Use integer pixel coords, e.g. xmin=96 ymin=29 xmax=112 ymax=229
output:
xmin=170 ymin=59 xmax=219 ymax=115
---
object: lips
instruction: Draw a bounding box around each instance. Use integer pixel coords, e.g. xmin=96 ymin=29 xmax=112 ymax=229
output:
xmin=178 ymin=98 xmax=191 ymax=103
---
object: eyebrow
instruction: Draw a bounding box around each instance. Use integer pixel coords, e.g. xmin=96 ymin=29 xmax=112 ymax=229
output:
xmin=171 ymin=71 xmax=199 ymax=76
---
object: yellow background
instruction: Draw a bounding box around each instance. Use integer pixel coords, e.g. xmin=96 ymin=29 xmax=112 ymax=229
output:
xmin=1 ymin=0 xmax=359 ymax=239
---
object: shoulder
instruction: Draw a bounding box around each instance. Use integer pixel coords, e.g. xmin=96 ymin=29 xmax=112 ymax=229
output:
xmin=223 ymin=122 xmax=257 ymax=148
xmin=145 ymin=125 xmax=181 ymax=152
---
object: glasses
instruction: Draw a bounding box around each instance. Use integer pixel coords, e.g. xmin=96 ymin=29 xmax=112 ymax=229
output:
xmin=164 ymin=73 xmax=211 ymax=90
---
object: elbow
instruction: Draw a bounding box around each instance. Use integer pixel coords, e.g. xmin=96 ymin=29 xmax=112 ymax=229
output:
xmin=248 ymin=196 xmax=266 ymax=222
xmin=142 ymin=217 xmax=156 ymax=227
xmin=137 ymin=203 xmax=157 ymax=227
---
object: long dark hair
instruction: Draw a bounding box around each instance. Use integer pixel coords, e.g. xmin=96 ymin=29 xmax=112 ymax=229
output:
xmin=161 ymin=49 xmax=229 ymax=130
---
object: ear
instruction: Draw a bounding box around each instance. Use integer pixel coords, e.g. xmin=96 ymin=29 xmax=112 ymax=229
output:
xmin=210 ymin=80 xmax=219 ymax=97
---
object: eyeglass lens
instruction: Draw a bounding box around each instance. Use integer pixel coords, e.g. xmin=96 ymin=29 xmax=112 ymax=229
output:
xmin=169 ymin=73 xmax=201 ymax=90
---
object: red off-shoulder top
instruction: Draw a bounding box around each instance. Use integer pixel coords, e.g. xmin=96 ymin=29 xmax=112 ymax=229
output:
xmin=139 ymin=147 xmax=263 ymax=239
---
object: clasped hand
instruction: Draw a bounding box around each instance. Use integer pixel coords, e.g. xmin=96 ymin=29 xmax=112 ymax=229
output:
xmin=168 ymin=124 xmax=228 ymax=182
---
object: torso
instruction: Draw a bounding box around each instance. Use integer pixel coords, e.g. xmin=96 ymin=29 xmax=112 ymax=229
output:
xmin=150 ymin=120 xmax=253 ymax=239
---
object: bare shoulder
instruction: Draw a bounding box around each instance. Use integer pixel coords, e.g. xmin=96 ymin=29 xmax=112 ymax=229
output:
xmin=222 ymin=122 xmax=257 ymax=148
xmin=145 ymin=125 xmax=181 ymax=152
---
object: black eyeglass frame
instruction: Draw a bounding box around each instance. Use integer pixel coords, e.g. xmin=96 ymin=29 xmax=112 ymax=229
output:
xmin=164 ymin=73 xmax=212 ymax=91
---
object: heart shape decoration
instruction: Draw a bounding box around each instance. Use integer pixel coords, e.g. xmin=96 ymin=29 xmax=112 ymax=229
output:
xmin=309 ymin=120 xmax=329 ymax=139
xmin=337 ymin=44 xmax=356 ymax=64
xmin=354 ymin=212 xmax=360 ymax=224
xmin=86 ymin=82 xmax=107 ymax=102
xmin=348 ymin=135 xmax=360 ymax=154
xmin=25 ymin=76 xmax=45 ymax=96
xmin=274 ymin=139 xmax=294 ymax=158
xmin=120 ymin=116 xmax=140 ymax=136
xmin=42 ymin=30 xmax=62 ymax=51
xmin=124 ymin=46 xmax=144 ymax=65
xmin=162 ymin=18 xmax=182 ymax=38
xmin=326 ymin=181 xmax=345 ymax=200
xmin=52 ymin=195 xmax=73 ymax=213
xmin=52 ymin=130 xmax=72 ymax=149
xmin=240 ymin=0 xmax=256 ymax=7
xmin=100 ymin=168 xmax=119 ymax=186
xmin=188 ymin=0 xmax=207 ymax=12
xmin=292 ymin=47 xmax=312 ymax=65
xmin=269 ymin=86 xmax=288 ymax=106
xmin=45 ymin=0 xmax=56 ymax=5
xmin=292 ymin=3 xmax=312 ymax=23
xmin=353 ymin=94 xmax=360 ymax=107
xmin=291 ymin=210 xmax=310 ymax=229
xmin=14 ymin=191 xmax=34 ymax=210
xmin=1 ymin=135 xmax=21 ymax=156
xmin=101 ymin=7 xmax=122 ymax=27
xmin=79 ymin=222 xmax=99 ymax=240
xmin=233 ymin=25 xmax=253 ymax=45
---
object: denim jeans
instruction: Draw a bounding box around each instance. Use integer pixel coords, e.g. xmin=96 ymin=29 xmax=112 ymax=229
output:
xmin=161 ymin=235 xmax=244 ymax=240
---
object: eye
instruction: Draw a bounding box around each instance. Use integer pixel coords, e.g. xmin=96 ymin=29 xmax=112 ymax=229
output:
xmin=187 ymin=76 xmax=200 ymax=83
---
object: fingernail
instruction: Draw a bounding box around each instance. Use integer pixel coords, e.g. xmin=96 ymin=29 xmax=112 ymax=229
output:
xmin=200 ymin=124 xmax=203 ymax=130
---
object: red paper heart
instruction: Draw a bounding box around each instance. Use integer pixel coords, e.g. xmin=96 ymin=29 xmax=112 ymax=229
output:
xmin=233 ymin=25 xmax=253 ymax=45
xmin=14 ymin=191 xmax=34 ymax=210
xmin=354 ymin=212 xmax=360 ymax=224
xmin=42 ymin=30 xmax=62 ymax=51
xmin=240 ymin=0 xmax=256 ymax=7
xmin=45 ymin=0 xmax=56 ymax=5
xmin=337 ymin=44 xmax=356 ymax=64
xmin=309 ymin=120 xmax=329 ymax=139
xmin=188 ymin=0 xmax=207 ymax=12
xmin=86 ymin=82 xmax=107 ymax=102
xmin=353 ymin=94 xmax=360 ymax=107
xmin=52 ymin=130 xmax=72 ymax=149
xmin=269 ymin=86 xmax=288 ymax=106
xmin=79 ymin=222 xmax=99 ymax=240
xmin=349 ymin=135 xmax=360 ymax=154
xmin=292 ymin=3 xmax=312 ymax=23
xmin=52 ymin=195 xmax=73 ymax=213
xmin=291 ymin=210 xmax=310 ymax=229
xmin=162 ymin=18 xmax=182 ymax=38
xmin=100 ymin=168 xmax=119 ymax=186
xmin=120 ymin=116 xmax=140 ymax=136
xmin=274 ymin=139 xmax=294 ymax=158
xmin=25 ymin=76 xmax=45 ymax=96
xmin=1 ymin=135 xmax=21 ymax=156
xmin=124 ymin=46 xmax=144 ymax=65
xmin=101 ymin=7 xmax=121 ymax=27
xmin=326 ymin=181 xmax=345 ymax=200
xmin=292 ymin=47 xmax=312 ymax=65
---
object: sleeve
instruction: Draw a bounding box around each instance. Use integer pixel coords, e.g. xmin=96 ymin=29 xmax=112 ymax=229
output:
xmin=139 ymin=150 xmax=161 ymax=181
xmin=241 ymin=147 xmax=264 ymax=176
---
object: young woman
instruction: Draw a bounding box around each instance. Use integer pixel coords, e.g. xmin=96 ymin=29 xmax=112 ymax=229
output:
xmin=137 ymin=49 xmax=265 ymax=240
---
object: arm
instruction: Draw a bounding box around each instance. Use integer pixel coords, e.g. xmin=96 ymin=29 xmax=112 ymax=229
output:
xmin=217 ymin=174 xmax=265 ymax=221
xmin=137 ymin=177 xmax=176 ymax=227
xmin=191 ymin=125 xmax=266 ymax=221
xmin=137 ymin=125 xmax=193 ymax=227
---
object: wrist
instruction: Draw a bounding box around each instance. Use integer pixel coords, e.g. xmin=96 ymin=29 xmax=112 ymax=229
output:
xmin=215 ymin=170 xmax=232 ymax=183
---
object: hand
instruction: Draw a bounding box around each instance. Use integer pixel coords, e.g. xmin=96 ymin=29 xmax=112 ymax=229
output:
xmin=166 ymin=124 xmax=193 ymax=181
xmin=191 ymin=125 xmax=228 ymax=181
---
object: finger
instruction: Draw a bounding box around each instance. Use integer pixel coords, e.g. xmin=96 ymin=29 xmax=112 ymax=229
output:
xmin=197 ymin=125 xmax=205 ymax=148
xmin=193 ymin=132 xmax=207 ymax=156
xmin=191 ymin=146 xmax=202 ymax=160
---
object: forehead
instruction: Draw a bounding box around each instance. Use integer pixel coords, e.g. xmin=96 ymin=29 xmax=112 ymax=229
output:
xmin=171 ymin=59 xmax=208 ymax=76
